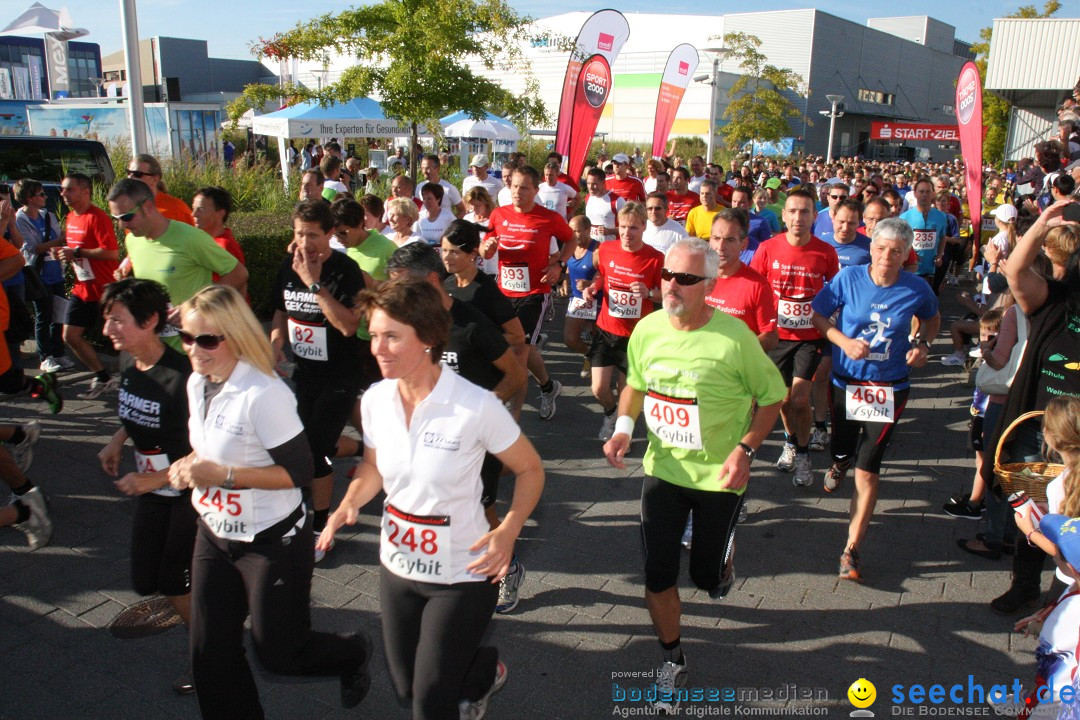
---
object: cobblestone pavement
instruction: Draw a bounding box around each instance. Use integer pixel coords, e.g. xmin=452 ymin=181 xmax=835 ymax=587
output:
xmin=0 ymin=289 xmax=1044 ymax=719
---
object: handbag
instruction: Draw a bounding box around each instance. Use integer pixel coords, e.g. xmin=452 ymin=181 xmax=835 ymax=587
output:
xmin=976 ymin=308 xmax=1028 ymax=395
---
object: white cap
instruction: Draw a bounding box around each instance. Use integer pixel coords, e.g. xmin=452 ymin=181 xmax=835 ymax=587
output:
xmin=612 ymin=153 xmax=631 ymax=164
xmin=991 ymin=203 xmax=1018 ymax=223
xmin=469 ymin=154 xmax=489 ymax=167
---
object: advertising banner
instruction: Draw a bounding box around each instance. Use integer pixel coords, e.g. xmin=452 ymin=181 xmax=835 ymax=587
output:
xmin=566 ymin=54 xmax=612 ymax=182
xmin=870 ymin=122 xmax=959 ymax=142
xmin=43 ymin=34 xmax=71 ymax=99
xmin=553 ymin=9 xmax=629 ymax=159
xmin=28 ymin=105 xmax=172 ymax=156
xmin=651 ymin=44 xmax=698 ymax=159
xmin=955 ymin=62 xmax=983 ymax=249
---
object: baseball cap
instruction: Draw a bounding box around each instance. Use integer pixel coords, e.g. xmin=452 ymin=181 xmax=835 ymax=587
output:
xmin=1040 ymin=514 xmax=1080 ymax=569
xmin=991 ymin=204 xmax=1018 ymax=223
xmin=469 ymin=154 xmax=489 ymax=168
xmin=765 ymin=177 xmax=782 ymax=190
xmin=613 ymin=153 xmax=631 ymax=164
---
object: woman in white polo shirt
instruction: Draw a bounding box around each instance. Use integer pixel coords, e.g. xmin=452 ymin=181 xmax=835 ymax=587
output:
xmin=318 ymin=278 xmax=544 ymax=720
xmin=167 ymin=285 xmax=371 ymax=719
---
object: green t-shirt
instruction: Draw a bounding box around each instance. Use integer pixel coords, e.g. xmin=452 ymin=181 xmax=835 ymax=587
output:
xmin=345 ymin=230 xmax=397 ymax=340
xmin=126 ymin=221 xmax=240 ymax=350
xmin=626 ymin=308 xmax=787 ymax=492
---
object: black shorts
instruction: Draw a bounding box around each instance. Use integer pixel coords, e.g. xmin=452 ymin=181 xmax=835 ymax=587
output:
xmin=640 ymin=475 xmax=741 ymax=595
xmin=510 ymin=294 xmax=551 ymax=344
xmin=828 ymin=383 xmax=910 ymax=474
xmin=294 ymin=372 xmax=362 ymax=478
xmin=64 ymin=296 xmax=99 ymax=328
xmin=970 ymin=415 xmax=985 ymax=452
xmin=131 ymin=491 xmax=198 ymax=597
xmin=587 ymin=329 xmax=630 ymax=373
xmin=480 ymin=452 xmax=501 ymax=509
xmin=767 ymin=339 xmax=827 ymax=385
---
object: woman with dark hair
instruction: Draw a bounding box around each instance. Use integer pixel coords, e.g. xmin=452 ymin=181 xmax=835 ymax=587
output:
xmin=988 ymin=197 xmax=1080 ymax=614
xmin=319 ymin=277 xmax=544 ymax=720
xmin=13 ymin=179 xmax=68 ymax=372
xmin=97 ymin=278 xmax=196 ymax=694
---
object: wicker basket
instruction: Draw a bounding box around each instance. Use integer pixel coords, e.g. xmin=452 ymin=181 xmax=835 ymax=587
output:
xmin=994 ymin=410 xmax=1064 ymax=503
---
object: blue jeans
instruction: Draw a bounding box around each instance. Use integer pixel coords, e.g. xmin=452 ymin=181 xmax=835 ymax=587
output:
xmin=31 ymin=282 xmax=65 ymax=361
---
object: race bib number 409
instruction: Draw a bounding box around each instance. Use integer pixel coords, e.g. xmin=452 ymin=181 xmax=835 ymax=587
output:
xmin=644 ymin=390 xmax=702 ymax=450
xmin=845 ymin=385 xmax=895 ymax=423
xmin=381 ymin=503 xmax=452 ymax=582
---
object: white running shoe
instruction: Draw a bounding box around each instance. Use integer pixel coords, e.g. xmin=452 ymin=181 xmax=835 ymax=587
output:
xmin=652 ymin=659 xmax=688 ymax=715
xmin=776 ymin=443 xmax=796 ymax=472
xmin=939 ymin=352 xmax=965 ymax=367
xmin=538 ymin=380 xmax=561 ymax=420
xmin=459 ymin=660 xmax=507 ymax=720
xmin=39 ymin=357 xmax=62 ymax=374
xmin=808 ymin=427 xmax=829 ymax=452
xmin=496 ymin=561 xmax=525 ymax=614
xmin=14 ymin=487 xmax=53 ymax=550
xmin=12 ymin=420 xmax=40 ymax=474
xmin=793 ymin=453 xmax=813 ymax=487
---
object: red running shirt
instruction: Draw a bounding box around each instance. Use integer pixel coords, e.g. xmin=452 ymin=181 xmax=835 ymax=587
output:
xmin=750 ymin=234 xmax=839 ymax=341
xmin=486 ymin=204 xmax=573 ymax=297
xmin=64 ymin=206 xmax=120 ymax=302
xmin=705 ymin=264 xmax=777 ymax=336
xmin=665 ymin=191 xmax=700 ymax=223
xmin=605 ymin=175 xmax=647 ymax=203
xmin=593 ymin=241 xmax=664 ymax=337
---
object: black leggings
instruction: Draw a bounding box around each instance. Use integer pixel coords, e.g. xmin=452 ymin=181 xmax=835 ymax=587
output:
xmin=130 ymin=492 xmax=197 ymax=597
xmin=189 ymin=515 xmax=367 ymax=720
xmin=379 ymin=565 xmax=499 ymax=720
xmin=829 ymin=384 xmax=910 ymax=474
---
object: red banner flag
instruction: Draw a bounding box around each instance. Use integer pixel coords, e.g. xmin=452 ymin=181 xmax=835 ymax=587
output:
xmin=956 ymin=61 xmax=983 ymax=250
xmin=566 ymin=54 xmax=612 ymax=183
xmin=651 ymin=44 xmax=699 ymax=159
xmin=553 ymin=10 xmax=629 ymax=160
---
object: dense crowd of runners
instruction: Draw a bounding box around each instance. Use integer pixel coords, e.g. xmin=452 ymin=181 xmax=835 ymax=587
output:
xmin=3 ymin=100 xmax=1080 ymax=717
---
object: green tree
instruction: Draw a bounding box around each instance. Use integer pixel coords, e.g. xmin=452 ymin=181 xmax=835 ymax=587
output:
xmin=972 ymin=1 xmax=1060 ymax=165
xmin=716 ymin=32 xmax=805 ymax=157
xmin=232 ymin=0 xmax=548 ymax=179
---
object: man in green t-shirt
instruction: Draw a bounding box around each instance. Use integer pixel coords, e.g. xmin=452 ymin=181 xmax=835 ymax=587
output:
xmin=603 ymin=237 xmax=785 ymax=716
xmin=107 ymin=179 xmax=248 ymax=350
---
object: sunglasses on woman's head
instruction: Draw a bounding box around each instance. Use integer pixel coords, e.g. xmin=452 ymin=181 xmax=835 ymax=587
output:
xmin=660 ymin=268 xmax=706 ymax=286
xmin=179 ymin=331 xmax=226 ymax=350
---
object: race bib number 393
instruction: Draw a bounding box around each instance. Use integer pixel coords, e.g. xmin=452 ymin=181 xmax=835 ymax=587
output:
xmin=777 ymin=298 xmax=813 ymax=330
xmin=381 ymin=503 xmax=452 ymax=582
xmin=499 ymin=264 xmax=531 ymax=293
xmin=845 ymin=385 xmax=895 ymax=423
xmin=644 ymin=390 xmax=702 ymax=450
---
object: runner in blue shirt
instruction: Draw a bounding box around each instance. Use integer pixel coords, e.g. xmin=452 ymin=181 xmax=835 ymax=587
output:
xmin=899 ymin=178 xmax=951 ymax=294
xmin=823 ymin=199 xmax=872 ymax=268
xmin=811 ymin=217 xmax=940 ymax=583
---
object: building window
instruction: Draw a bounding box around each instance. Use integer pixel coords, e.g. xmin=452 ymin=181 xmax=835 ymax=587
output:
xmin=858 ymin=88 xmax=895 ymax=106
xmin=0 ymin=42 xmax=47 ymax=100
xmin=942 ymin=105 xmax=955 ymax=116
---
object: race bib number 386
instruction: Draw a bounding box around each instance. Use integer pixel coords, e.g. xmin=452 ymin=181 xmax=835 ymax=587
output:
xmin=607 ymin=288 xmax=642 ymax=319
xmin=644 ymin=390 xmax=702 ymax=450
xmin=845 ymin=385 xmax=895 ymax=423
xmin=381 ymin=503 xmax=452 ymax=582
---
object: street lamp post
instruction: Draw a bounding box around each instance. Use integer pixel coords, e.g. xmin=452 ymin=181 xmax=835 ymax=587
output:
xmin=120 ymin=0 xmax=147 ymax=155
xmin=824 ymin=94 xmax=844 ymax=164
xmin=694 ymin=47 xmax=730 ymax=164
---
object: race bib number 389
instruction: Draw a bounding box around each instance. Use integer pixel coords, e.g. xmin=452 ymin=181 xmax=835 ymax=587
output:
xmin=644 ymin=390 xmax=702 ymax=450
xmin=777 ymin=298 xmax=813 ymax=330
xmin=845 ymin=385 xmax=895 ymax=423
xmin=381 ymin=503 xmax=452 ymax=582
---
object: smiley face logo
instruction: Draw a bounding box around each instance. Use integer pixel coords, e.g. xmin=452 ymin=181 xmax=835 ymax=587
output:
xmin=848 ymin=678 xmax=876 ymax=708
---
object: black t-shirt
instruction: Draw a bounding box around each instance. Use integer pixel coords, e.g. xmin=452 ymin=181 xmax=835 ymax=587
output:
xmin=1035 ymin=308 xmax=1080 ymax=406
xmin=444 ymin=271 xmax=517 ymax=330
xmin=443 ymin=300 xmax=510 ymax=391
xmin=118 ymin=345 xmax=192 ymax=461
xmin=272 ymin=250 xmax=365 ymax=378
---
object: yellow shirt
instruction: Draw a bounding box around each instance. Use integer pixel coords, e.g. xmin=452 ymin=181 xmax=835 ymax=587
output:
xmin=685 ymin=205 xmax=720 ymax=240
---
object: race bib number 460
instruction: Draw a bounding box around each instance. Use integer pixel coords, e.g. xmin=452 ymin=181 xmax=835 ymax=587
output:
xmin=194 ymin=487 xmax=255 ymax=540
xmin=381 ymin=503 xmax=452 ymax=582
xmin=777 ymin=298 xmax=813 ymax=330
xmin=644 ymin=390 xmax=702 ymax=450
xmin=499 ymin=264 xmax=531 ymax=293
xmin=288 ymin=318 xmax=328 ymax=361
xmin=607 ymin=288 xmax=642 ymax=319
xmin=845 ymin=385 xmax=895 ymax=423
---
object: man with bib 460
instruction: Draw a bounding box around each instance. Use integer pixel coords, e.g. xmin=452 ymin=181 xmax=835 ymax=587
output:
xmin=604 ymin=238 xmax=785 ymax=716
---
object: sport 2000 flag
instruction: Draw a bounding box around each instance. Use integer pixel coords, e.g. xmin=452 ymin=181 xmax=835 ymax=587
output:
xmin=553 ymin=9 xmax=629 ymax=160
xmin=566 ymin=54 xmax=613 ymax=183
xmin=955 ymin=61 xmax=983 ymax=249
xmin=651 ymin=44 xmax=699 ymax=160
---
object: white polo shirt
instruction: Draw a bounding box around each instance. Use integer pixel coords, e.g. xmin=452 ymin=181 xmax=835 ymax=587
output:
xmin=362 ymin=368 xmax=519 ymax=584
xmin=585 ymin=192 xmax=625 ymax=241
xmin=537 ymin=181 xmax=578 ymax=218
xmin=462 ymin=173 xmax=502 ymax=200
xmin=188 ymin=360 xmax=304 ymax=541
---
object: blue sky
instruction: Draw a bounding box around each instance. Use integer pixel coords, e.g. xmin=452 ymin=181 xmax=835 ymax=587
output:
xmin=13 ymin=0 xmax=1033 ymax=61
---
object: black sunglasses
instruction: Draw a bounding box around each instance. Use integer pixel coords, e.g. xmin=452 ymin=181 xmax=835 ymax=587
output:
xmin=179 ymin=331 xmax=226 ymax=350
xmin=110 ymin=198 xmax=147 ymax=223
xmin=126 ymin=169 xmax=158 ymax=179
xmin=661 ymin=268 xmax=706 ymax=286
